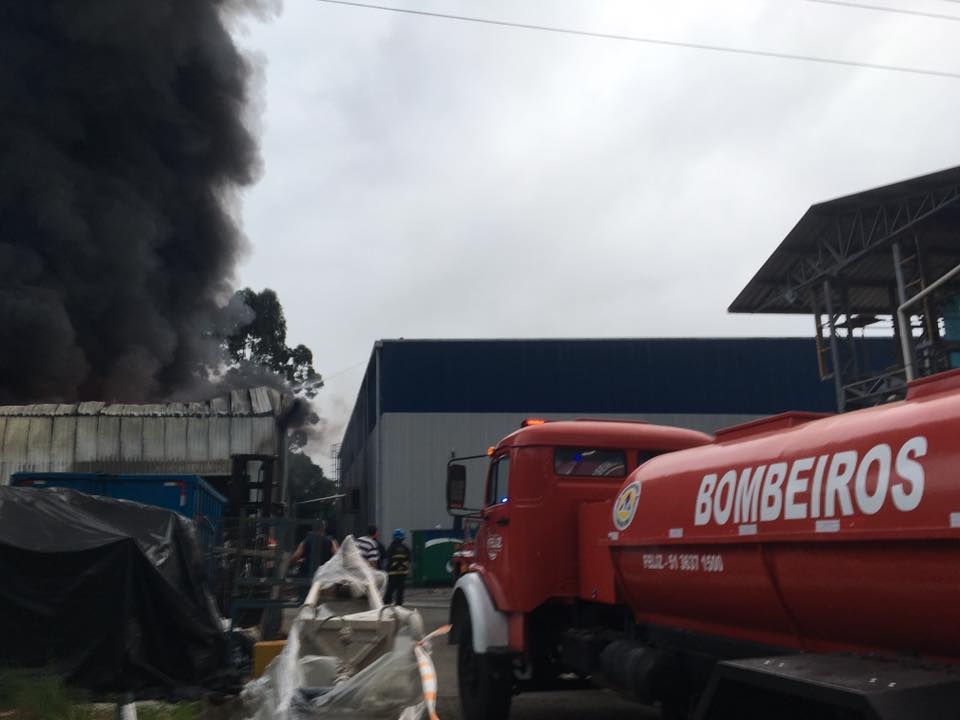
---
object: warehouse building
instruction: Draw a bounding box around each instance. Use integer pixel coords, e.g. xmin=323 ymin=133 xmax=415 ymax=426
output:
xmin=0 ymin=386 xmax=297 ymax=514
xmin=337 ymin=337 xmax=891 ymax=537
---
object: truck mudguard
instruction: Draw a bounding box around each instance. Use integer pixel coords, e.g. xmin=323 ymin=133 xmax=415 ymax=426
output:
xmin=451 ymin=572 xmax=509 ymax=654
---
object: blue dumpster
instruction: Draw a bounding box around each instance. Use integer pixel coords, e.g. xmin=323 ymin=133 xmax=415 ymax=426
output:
xmin=10 ymin=472 xmax=226 ymax=555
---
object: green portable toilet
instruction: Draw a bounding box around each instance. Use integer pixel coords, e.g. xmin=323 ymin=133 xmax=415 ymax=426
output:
xmin=412 ymin=529 xmax=463 ymax=585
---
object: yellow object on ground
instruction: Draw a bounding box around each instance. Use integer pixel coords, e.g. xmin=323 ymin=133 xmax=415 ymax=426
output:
xmin=253 ymin=640 xmax=287 ymax=677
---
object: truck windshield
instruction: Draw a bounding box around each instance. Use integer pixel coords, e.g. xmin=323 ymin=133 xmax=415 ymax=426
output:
xmin=485 ymin=455 xmax=510 ymax=506
xmin=554 ymin=448 xmax=626 ymax=477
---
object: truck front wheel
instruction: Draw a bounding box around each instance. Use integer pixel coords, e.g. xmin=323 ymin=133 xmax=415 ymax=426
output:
xmin=457 ymin=615 xmax=513 ymax=720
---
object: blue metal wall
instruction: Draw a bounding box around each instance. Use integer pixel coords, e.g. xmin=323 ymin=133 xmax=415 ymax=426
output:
xmin=377 ymin=338 xmax=873 ymax=415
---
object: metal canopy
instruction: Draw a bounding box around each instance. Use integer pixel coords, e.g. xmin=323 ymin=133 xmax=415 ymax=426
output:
xmin=730 ymin=165 xmax=960 ymax=412
xmin=730 ymin=165 xmax=960 ymax=315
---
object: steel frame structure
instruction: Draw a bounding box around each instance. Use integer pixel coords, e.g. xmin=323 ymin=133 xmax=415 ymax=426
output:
xmin=762 ymin=183 xmax=960 ymax=312
xmin=733 ymin=168 xmax=960 ymax=413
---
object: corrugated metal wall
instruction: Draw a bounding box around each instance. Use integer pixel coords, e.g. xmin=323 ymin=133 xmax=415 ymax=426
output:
xmin=374 ymin=411 xmax=760 ymax=535
xmin=337 ymin=347 xmax=380 ymax=537
xmin=339 ymin=425 xmax=379 ymax=538
xmin=0 ymin=387 xmax=289 ymax=486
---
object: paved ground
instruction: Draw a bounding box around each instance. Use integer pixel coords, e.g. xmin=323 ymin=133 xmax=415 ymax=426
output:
xmin=404 ymin=587 xmax=658 ymax=720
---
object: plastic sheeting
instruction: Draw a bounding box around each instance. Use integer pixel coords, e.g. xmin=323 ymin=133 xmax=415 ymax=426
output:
xmin=244 ymin=537 xmax=443 ymax=720
xmin=0 ymin=487 xmax=229 ymax=694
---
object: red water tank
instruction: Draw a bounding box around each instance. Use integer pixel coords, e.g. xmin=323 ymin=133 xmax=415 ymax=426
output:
xmin=608 ymin=370 xmax=960 ymax=663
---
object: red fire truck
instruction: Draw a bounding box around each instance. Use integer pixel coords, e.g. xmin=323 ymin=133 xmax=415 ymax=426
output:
xmin=446 ymin=371 xmax=960 ymax=720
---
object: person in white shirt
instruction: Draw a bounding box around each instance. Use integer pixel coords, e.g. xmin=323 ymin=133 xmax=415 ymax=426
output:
xmin=356 ymin=524 xmax=382 ymax=570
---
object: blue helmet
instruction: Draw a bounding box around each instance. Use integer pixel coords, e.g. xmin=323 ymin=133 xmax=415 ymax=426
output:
xmin=393 ymin=528 xmax=405 ymax=540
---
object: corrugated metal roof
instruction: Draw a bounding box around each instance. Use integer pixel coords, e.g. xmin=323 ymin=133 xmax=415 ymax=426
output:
xmin=209 ymin=396 xmax=229 ymax=415
xmin=0 ymin=386 xmax=293 ymax=485
xmin=730 ymin=165 xmax=960 ymax=314
xmin=230 ymin=389 xmax=252 ymax=416
xmin=78 ymin=402 xmax=105 ymax=416
xmin=250 ymin=386 xmax=275 ymax=415
xmin=0 ymin=387 xmax=288 ymax=419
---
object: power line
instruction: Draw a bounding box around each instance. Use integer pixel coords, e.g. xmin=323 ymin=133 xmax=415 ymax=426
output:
xmin=314 ymin=0 xmax=960 ymax=80
xmin=322 ymin=358 xmax=369 ymax=383
xmin=798 ymin=0 xmax=960 ymax=22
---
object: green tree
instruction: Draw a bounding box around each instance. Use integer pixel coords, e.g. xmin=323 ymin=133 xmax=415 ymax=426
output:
xmin=221 ymin=288 xmax=335 ymax=517
xmin=224 ymin=288 xmax=323 ymax=398
xmin=288 ymin=451 xmax=338 ymax=520
xmin=218 ymin=288 xmax=334 ymax=524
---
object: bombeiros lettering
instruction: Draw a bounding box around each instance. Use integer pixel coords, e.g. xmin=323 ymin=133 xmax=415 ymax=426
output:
xmin=694 ymin=436 xmax=927 ymax=526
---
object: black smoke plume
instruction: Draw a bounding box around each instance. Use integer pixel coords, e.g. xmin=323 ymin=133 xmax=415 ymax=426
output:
xmin=0 ymin=1 xmax=277 ymax=404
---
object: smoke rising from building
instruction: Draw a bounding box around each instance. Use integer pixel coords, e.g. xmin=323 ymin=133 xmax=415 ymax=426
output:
xmin=0 ymin=0 xmax=278 ymax=403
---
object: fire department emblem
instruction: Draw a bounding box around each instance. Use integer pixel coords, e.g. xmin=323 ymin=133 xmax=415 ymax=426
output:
xmin=613 ymin=480 xmax=641 ymax=531
xmin=486 ymin=533 xmax=503 ymax=560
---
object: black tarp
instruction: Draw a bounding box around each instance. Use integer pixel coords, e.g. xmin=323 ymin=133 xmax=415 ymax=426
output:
xmin=0 ymin=487 xmax=229 ymax=694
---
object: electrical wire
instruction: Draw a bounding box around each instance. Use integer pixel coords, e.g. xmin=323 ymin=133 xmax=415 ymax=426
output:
xmin=314 ymin=0 xmax=960 ymax=80
xmin=798 ymin=0 xmax=960 ymax=22
xmin=322 ymin=359 xmax=369 ymax=383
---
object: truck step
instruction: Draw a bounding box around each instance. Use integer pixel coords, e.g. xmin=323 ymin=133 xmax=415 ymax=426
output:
xmin=694 ymin=654 xmax=960 ymax=720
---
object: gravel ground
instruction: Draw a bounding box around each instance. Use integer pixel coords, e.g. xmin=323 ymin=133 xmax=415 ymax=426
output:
xmin=403 ymin=587 xmax=658 ymax=720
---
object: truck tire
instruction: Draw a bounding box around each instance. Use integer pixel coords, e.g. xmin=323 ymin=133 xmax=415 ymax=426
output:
xmin=457 ymin=615 xmax=513 ymax=720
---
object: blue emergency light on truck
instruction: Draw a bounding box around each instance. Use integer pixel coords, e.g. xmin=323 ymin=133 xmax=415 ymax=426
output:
xmin=10 ymin=472 xmax=226 ymax=554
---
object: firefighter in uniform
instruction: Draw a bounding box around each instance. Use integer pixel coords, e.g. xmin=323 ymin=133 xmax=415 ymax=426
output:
xmin=383 ymin=528 xmax=411 ymax=605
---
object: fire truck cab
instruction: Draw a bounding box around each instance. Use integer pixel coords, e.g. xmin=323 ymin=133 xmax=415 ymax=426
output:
xmin=446 ymin=418 xmax=713 ymax=720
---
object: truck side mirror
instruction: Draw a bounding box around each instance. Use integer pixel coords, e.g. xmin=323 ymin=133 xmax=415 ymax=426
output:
xmin=447 ymin=463 xmax=467 ymax=510
xmin=446 ymin=455 xmax=485 ymax=517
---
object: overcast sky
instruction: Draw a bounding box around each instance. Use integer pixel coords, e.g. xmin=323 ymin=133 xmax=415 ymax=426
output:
xmin=232 ymin=0 xmax=960 ymax=470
